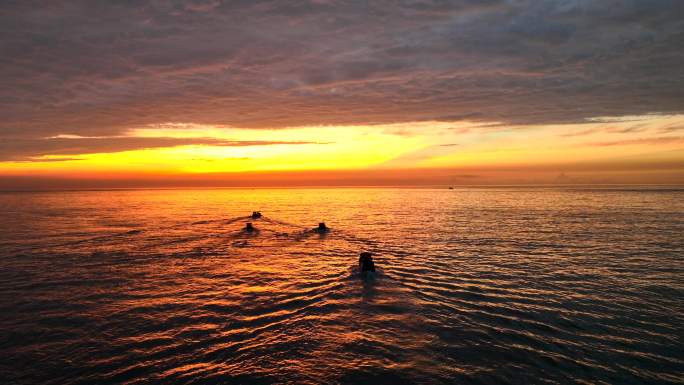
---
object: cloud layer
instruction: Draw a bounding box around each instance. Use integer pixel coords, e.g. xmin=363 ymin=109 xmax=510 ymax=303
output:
xmin=1 ymin=0 xmax=683 ymax=150
xmin=0 ymin=137 xmax=325 ymax=161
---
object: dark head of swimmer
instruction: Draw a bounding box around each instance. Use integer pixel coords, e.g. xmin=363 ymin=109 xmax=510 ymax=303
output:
xmin=315 ymin=222 xmax=330 ymax=233
xmin=359 ymin=252 xmax=375 ymax=272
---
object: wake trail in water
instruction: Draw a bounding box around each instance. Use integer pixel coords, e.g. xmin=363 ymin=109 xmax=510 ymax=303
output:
xmin=260 ymin=216 xmax=309 ymax=230
xmin=3 ymin=188 xmax=682 ymax=385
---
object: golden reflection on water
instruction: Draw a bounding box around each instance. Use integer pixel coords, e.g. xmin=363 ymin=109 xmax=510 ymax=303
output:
xmin=0 ymin=187 xmax=682 ymax=384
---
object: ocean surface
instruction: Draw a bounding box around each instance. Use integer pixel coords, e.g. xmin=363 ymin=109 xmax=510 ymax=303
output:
xmin=1 ymin=187 xmax=682 ymax=385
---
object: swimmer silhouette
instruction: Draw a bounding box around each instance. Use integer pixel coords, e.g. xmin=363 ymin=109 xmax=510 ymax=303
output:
xmin=359 ymin=252 xmax=376 ymax=272
xmin=314 ymin=222 xmax=330 ymax=234
xmin=244 ymin=222 xmax=257 ymax=233
xmin=251 ymin=211 xmax=262 ymax=219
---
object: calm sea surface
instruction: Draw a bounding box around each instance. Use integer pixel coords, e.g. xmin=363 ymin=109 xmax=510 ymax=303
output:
xmin=1 ymin=187 xmax=682 ymax=385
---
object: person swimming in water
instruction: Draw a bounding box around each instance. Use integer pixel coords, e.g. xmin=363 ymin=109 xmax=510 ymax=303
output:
xmin=358 ymin=252 xmax=376 ymax=272
xmin=244 ymin=222 xmax=256 ymax=233
xmin=251 ymin=211 xmax=262 ymax=219
xmin=314 ymin=222 xmax=330 ymax=234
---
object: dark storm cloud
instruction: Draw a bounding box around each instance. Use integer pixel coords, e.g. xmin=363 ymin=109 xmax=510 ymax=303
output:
xmin=1 ymin=0 xmax=683 ymax=147
xmin=0 ymin=137 xmax=326 ymax=161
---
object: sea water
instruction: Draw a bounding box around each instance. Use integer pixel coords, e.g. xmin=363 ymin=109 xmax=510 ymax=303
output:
xmin=1 ymin=187 xmax=682 ymax=384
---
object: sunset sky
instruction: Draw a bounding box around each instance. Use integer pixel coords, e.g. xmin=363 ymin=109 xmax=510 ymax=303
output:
xmin=1 ymin=1 xmax=683 ymax=188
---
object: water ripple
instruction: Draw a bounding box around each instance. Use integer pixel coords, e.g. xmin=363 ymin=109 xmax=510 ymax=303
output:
xmin=1 ymin=188 xmax=682 ymax=384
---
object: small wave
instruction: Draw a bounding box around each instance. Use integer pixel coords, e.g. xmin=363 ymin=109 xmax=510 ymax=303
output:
xmin=2 ymin=189 xmax=682 ymax=385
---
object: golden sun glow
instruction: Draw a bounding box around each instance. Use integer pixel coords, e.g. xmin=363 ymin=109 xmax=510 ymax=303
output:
xmin=1 ymin=116 xmax=683 ymax=185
